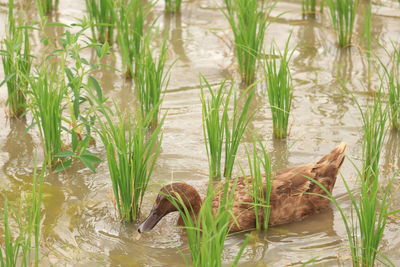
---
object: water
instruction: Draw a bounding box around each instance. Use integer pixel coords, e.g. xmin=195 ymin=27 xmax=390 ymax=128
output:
xmin=0 ymin=0 xmax=399 ymax=266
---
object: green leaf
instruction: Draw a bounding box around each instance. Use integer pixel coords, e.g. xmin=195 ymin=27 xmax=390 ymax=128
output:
xmin=54 ymin=159 xmax=72 ymax=173
xmin=80 ymin=58 xmax=90 ymax=65
xmin=81 ymin=153 xmax=102 ymax=163
xmin=41 ymin=37 xmax=49 ymax=46
xmin=25 ymin=120 xmax=37 ymax=133
xmin=71 ymin=131 xmax=79 ymax=152
xmin=54 ymin=150 xmax=75 ymax=158
xmin=46 ymin=22 xmax=71 ymax=28
xmin=0 ymin=73 xmax=16 ymax=88
xmin=65 ymin=67 xmax=74 ymax=81
xmin=79 ymin=153 xmax=102 ymax=173
xmin=88 ymin=76 xmax=103 ymax=102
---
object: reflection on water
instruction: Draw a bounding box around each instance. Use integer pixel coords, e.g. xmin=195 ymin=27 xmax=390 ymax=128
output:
xmin=293 ymin=20 xmax=319 ymax=72
xmin=163 ymin=12 xmax=191 ymax=64
xmin=2 ymin=119 xmax=35 ymax=178
xmin=0 ymin=0 xmax=400 ymax=266
xmin=271 ymin=139 xmax=289 ymax=171
xmin=333 ymin=48 xmax=354 ymax=86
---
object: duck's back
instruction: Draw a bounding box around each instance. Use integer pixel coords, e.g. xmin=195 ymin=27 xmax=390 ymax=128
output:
xmin=269 ymin=144 xmax=346 ymax=226
xmin=212 ymin=144 xmax=346 ymax=232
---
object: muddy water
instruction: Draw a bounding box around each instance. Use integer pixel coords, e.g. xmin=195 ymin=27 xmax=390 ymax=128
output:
xmin=1 ymin=0 xmax=400 ymax=266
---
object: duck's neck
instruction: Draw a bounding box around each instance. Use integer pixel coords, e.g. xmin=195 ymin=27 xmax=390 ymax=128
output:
xmin=176 ymin=189 xmax=202 ymax=226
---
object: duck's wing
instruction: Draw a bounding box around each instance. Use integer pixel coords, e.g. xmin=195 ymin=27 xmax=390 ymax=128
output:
xmin=273 ymin=163 xmax=317 ymax=196
xmin=273 ymin=143 xmax=346 ymax=195
xmin=269 ymin=144 xmax=347 ymax=226
xmin=269 ymin=163 xmax=326 ymax=226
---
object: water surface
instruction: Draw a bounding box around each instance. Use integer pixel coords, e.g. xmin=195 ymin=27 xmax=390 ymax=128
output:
xmin=0 ymin=0 xmax=400 ymax=266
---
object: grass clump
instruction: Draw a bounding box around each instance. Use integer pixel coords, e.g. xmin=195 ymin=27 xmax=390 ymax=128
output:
xmin=264 ymin=37 xmax=294 ymax=139
xmin=356 ymin=95 xmax=392 ymax=266
xmin=380 ymin=44 xmax=400 ymax=130
xmin=311 ymin=166 xmax=395 ymax=267
xmin=345 ymin=94 xmax=393 ymax=266
xmin=200 ymin=77 xmax=254 ymax=180
xmin=223 ymin=0 xmax=270 ymax=85
xmin=359 ymin=94 xmax=387 ymax=183
xmin=167 ymin=181 xmax=250 ymax=267
xmin=135 ymin=39 xmax=169 ymax=128
xmin=326 ymin=0 xmax=358 ymax=47
xmin=311 ymin=95 xmax=397 ymax=266
xmin=96 ymin=103 xmax=163 ymax=222
xmin=28 ymin=67 xmax=66 ymax=168
xmin=200 ymin=79 xmax=231 ymax=180
xmin=246 ymin=140 xmax=272 ymax=230
xmin=116 ymin=0 xmax=147 ymax=79
xmin=23 ymin=24 xmax=103 ymax=173
xmin=0 ymin=0 xmax=32 ymax=119
xmin=0 ymin=164 xmax=43 ymax=267
xmin=165 ymin=0 xmax=182 ymax=13
xmin=224 ymin=85 xmax=255 ymax=178
xmin=85 ymin=0 xmax=116 ymax=45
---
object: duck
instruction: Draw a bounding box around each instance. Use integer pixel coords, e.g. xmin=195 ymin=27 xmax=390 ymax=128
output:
xmin=138 ymin=143 xmax=347 ymax=233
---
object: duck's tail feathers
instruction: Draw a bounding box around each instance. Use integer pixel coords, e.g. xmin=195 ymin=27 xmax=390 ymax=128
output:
xmin=313 ymin=143 xmax=347 ymax=178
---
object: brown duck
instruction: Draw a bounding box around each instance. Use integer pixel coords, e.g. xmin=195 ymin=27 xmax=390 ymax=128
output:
xmin=138 ymin=143 xmax=347 ymax=233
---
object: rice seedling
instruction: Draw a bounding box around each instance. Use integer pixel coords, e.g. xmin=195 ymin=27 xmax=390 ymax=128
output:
xmin=12 ymin=25 xmax=105 ymax=173
xmin=309 ymin=95 xmax=397 ymax=266
xmin=0 ymin=199 xmax=20 ymax=267
xmin=0 ymin=162 xmax=43 ymax=267
xmin=200 ymin=78 xmax=231 ymax=180
xmin=95 ymin=101 xmax=164 ymax=222
xmin=356 ymin=94 xmax=394 ymax=266
xmin=35 ymin=0 xmax=59 ymax=17
xmin=246 ymin=140 xmax=272 ymax=230
xmin=308 ymin=169 xmax=396 ymax=267
xmin=380 ymin=44 xmax=400 ymax=130
xmin=135 ymin=39 xmax=169 ymax=128
xmin=359 ymin=93 xmax=387 ymax=183
xmin=0 ymin=0 xmax=32 ymax=119
xmin=165 ymin=0 xmax=182 ymax=13
xmin=263 ymin=36 xmax=294 ymax=139
xmin=85 ymin=0 xmax=116 ymax=45
xmin=28 ymin=66 xmax=66 ymax=168
xmin=325 ymin=0 xmax=358 ymax=47
xmin=27 ymin=23 xmax=109 ymax=172
xmin=116 ymin=0 xmax=147 ymax=79
xmin=223 ymin=0 xmax=270 ymax=85
xmin=224 ymin=86 xmax=255 ymax=178
xmin=200 ymin=77 xmax=255 ymax=180
xmin=302 ymin=0 xmax=317 ymax=18
xmin=166 ymin=181 xmax=250 ymax=266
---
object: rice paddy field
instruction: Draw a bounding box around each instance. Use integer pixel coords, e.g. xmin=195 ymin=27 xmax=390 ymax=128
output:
xmin=0 ymin=0 xmax=400 ymax=266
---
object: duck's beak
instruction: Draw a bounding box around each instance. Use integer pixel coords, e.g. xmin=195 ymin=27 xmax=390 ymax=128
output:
xmin=138 ymin=207 xmax=163 ymax=233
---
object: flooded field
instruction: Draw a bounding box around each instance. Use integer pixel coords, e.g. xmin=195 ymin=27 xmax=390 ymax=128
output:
xmin=0 ymin=0 xmax=400 ymax=266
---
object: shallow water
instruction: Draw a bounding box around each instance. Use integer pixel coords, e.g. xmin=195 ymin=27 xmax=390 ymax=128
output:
xmin=0 ymin=0 xmax=400 ymax=266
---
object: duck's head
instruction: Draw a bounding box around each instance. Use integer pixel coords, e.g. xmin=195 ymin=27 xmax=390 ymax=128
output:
xmin=138 ymin=182 xmax=202 ymax=233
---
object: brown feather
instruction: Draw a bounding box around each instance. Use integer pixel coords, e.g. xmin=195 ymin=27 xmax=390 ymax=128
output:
xmin=214 ymin=143 xmax=347 ymax=231
xmin=138 ymin=143 xmax=347 ymax=233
